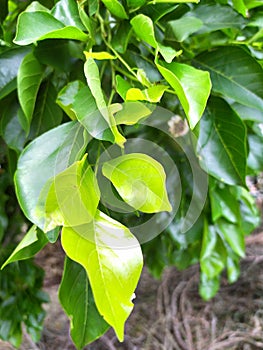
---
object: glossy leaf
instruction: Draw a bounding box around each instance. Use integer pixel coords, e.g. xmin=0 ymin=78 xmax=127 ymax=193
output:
xmin=51 ymin=0 xmax=86 ymax=30
xmin=101 ymin=0 xmax=128 ymax=19
xmin=29 ymin=81 xmax=63 ymax=139
xmin=57 ymin=81 xmax=85 ymax=120
xmin=0 ymin=48 xmax=30 ymax=100
xmin=59 ymin=257 xmax=109 ymax=349
xmin=217 ymin=219 xmax=245 ymax=258
xmin=116 ymin=75 xmax=132 ymax=100
xmin=1 ymin=226 xmax=48 ymax=269
xmin=72 ymin=86 xmax=114 ymax=142
xmin=61 ymin=210 xmax=143 ymax=341
xmin=17 ymin=52 xmax=45 ymax=133
xmin=112 ymin=22 xmax=132 ymax=54
xmin=44 ymin=154 xmax=100 ymax=231
xmin=115 ymin=102 xmax=153 ymax=125
xmin=84 ymin=57 xmax=126 ymax=146
xmin=197 ymin=97 xmax=247 ymax=186
xmin=157 ymin=60 xmax=211 ymax=129
xmin=102 ymin=153 xmax=172 ymax=213
xmin=14 ymin=11 xmax=88 ymax=45
xmin=194 ymin=46 xmax=263 ymax=112
xmin=15 ymin=122 xmax=89 ymax=230
xmin=247 ymin=134 xmax=263 ymax=173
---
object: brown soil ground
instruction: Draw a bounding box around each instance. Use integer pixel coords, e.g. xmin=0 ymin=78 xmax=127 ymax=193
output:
xmin=1 ymin=226 xmax=263 ymax=350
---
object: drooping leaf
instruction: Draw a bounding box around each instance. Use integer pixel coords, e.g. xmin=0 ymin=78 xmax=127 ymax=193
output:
xmin=14 ymin=11 xmax=88 ymax=45
xmin=61 ymin=210 xmax=143 ymax=341
xmin=59 ymin=257 xmax=110 ymax=349
xmin=72 ymin=86 xmax=114 ymax=142
xmin=197 ymin=97 xmax=247 ymax=186
xmin=29 ymin=81 xmax=63 ymax=139
xmin=57 ymin=81 xmax=85 ymax=120
xmin=102 ymin=153 xmax=172 ymax=213
xmin=217 ymin=219 xmax=245 ymax=258
xmin=200 ymin=222 xmax=226 ymax=279
xmin=1 ymin=226 xmax=48 ymax=269
xmin=15 ymin=122 xmax=89 ymax=230
xmin=101 ymin=0 xmax=128 ymax=19
xmin=17 ymin=52 xmax=45 ymax=133
xmin=194 ymin=46 xmax=263 ymax=112
xmin=0 ymin=47 xmax=30 ymax=100
xmin=156 ymin=60 xmax=211 ymax=129
xmin=84 ymin=58 xmax=126 ymax=146
xmin=44 ymin=154 xmax=100 ymax=231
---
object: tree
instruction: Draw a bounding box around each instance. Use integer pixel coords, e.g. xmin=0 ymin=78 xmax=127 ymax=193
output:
xmin=0 ymin=0 xmax=263 ymax=348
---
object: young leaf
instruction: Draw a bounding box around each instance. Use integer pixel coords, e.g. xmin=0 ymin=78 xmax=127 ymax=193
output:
xmin=61 ymin=210 xmax=143 ymax=341
xmin=194 ymin=46 xmax=263 ymax=112
xmin=84 ymin=58 xmax=126 ymax=146
xmin=84 ymin=51 xmax=116 ymax=60
xmin=59 ymin=257 xmax=110 ymax=349
xmin=14 ymin=11 xmax=88 ymax=45
xmin=126 ymin=85 xmax=168 ymax=103
xmin=44 ymin=154 xmax=100 ymax=231
xmin=115 ymin=102 xmax=153 ymax=125
xmin=102 ymin=153 xmax=172 ymax=213
xmin=197 ymin=97 xmax=247 ymax=186
xmin=101 ymin=0 xmax=128 ymax=19
xmin=15 ymin=122 xmax=90 ymax=230
xmin=1 ymin=226 xmax=48 ymax=269
xmin=156 ymin=60 xmax=211 ymax=129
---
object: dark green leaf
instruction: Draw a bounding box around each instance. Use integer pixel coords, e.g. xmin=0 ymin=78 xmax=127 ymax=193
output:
xmin=0 ymin=47 xmax=30 ymax=100
xmin=194 ymin=46 xmax=263 ymax=112
xmin=17 ymin=52 xmax=45 ymax=132
xmin=101 ymin=0 xmax=128 ymax=19
xmin=247 ymin=134 xmax=263 ymax=173
xmin=197 ymin=97 xmax=247 ymax=186
xmin=217 ymin=219 xmax=245 ymax=258
xmin=51 ymin=0 xmax=86 ymax=30
xmin=59 ymin=257 xmax=109 ymax=349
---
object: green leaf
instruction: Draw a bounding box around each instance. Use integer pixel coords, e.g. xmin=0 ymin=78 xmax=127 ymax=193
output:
xmin=130 ymin=14 xmax=177 ymax=63
xmin=84 ymin=58 xmax=126 ymax=146
xmin=57 ymin=81 xmax=85 ymax=120
xmin=14 ymin=11 xmax=88 ymax=45
xmin=51 ymin=0 xmax=86 ymax=30
xmin=0 ymin=99 xmax=26 ymax=153
xmin=17 ymin=52 xmax=45 ymax=133
xmin=72 ymin=86 xmax=114 ymax=142
xmin=197 ymin=97 xmax=247 ymax=186
xmin=115 ymin=102 xmax=153 ymax=125
xmin=29 ymin=81 xmax=63 ymax=139
xmin=116 ymin=75 xmax=132 ymax=100
xmin=84 ymin=51 xmax=116 ymax=60
xmin=200 ymin=222 xmax=226 ymax=279
xmin=232 ymin=0 xmax=248 ymax=17
xmin=15 ymin=122 xmax=89 ymax=230
xmin=217 ymin=219 xmax=245 ymax=258
xmin=59 ymin=257 xmax=110 ymax=349
xmin=226 ymin=249 xmax=241 ymax=283
xmin=61 ymin=210 xmax=143 ymax=341
xmin=131 ymin=14 xmax=158 ymax=48
xmin=127 ymin=0 xmax=146 ymax=9
xmin=1 ymin=226 xmax=48 ymax=269
xmin=209 ymin=182 xmax=240 ymax=224
xmin=156 ymin=60 xmax=211 ymax=129
xmin=125 ymin=85 xmax=168 ymax=102
xmin=199 ymin=273 xmax=220 ymax=301
xmin=44 ymin=154 xmax=100 ymax=231
xmin=112 ymin=22 xmax=132 ymax=54
xmin=101 ymin=0 xmax=128 ymax=19
xmin=153 ymin=0 xmax=198 ymax=2
xmin=194 ymin=46 xmax=263 ymax=112
xmin=0 ymin=47 xmax=30 ymax=100
xmin=102 ymin=153 xmax=172 ymax=213
xmin=166 ymin=17 xmax=203 ymax=42
xmin=247 ymin=134 xmax=263 ymax=173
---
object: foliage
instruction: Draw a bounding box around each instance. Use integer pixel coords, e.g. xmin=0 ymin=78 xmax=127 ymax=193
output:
xmin=0 ymin=0 xmax=263 ymax=348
